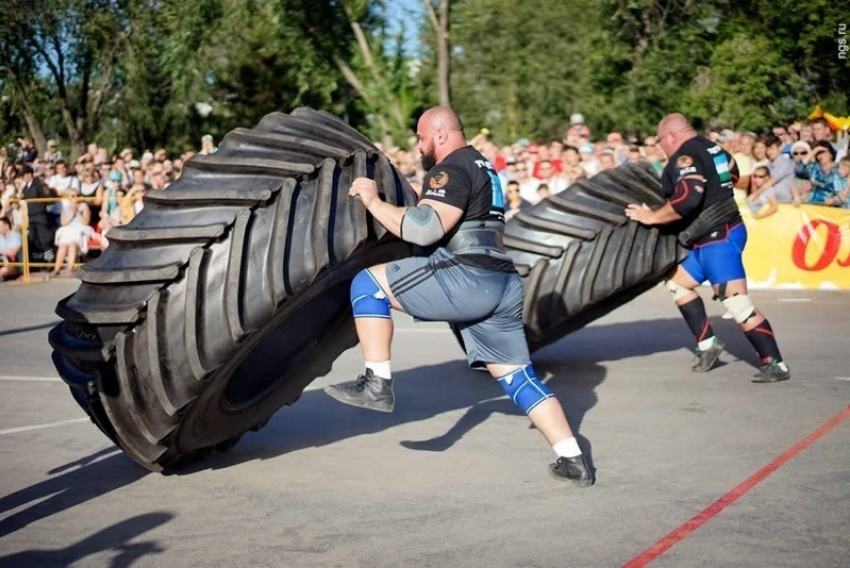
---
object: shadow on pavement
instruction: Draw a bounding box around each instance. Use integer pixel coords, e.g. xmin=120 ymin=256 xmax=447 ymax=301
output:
xmin=0 ymin=512 xmax=172 ymax=567
xmin=0 ymin=320 xmax=61 ymax=338
xmin=178 ymin=316 xmax=762 ymax=474
xmin=0 ymin=448 xmax=149 ymax=538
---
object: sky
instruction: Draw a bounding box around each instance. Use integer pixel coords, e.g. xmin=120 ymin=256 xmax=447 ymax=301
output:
xmin=384 ymin=0 xmax=425 ymax=56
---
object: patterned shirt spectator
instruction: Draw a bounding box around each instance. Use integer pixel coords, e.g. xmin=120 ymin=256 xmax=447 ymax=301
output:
xmin=790 ymin=141 xmax=811 ymax=180
xmin=806 ymin=142 xmax=840 ymax=205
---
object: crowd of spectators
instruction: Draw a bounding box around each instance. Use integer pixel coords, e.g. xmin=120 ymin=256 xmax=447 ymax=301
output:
xmin=1 ymin=137 xmax=204 ymax=280
xmin=384 ymin=114 xmax=850 ymax=221
xmin=1 ymin=112 xmax=848 ymax=283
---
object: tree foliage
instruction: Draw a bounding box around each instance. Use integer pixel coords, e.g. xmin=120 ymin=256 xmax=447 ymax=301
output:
xmin=0 ymin=0 xmax=846 ymax=156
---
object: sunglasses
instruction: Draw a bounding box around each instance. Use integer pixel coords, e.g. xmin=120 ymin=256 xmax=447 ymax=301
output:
xmin=792 ymin=151 xmax=808 ymax=156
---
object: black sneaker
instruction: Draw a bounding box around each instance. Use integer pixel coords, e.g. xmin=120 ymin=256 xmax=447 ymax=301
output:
xmin=549 ymin=454 xmax=593 ymax=487
xmin=323 ymin=369 xmax=395 ymax=412
xmin=752 ymin=360 xmax=791 ymax=383
xmin=691 ymin=338 xmax=725 ymax=373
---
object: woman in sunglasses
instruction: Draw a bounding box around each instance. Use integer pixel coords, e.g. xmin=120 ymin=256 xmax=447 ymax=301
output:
xmin=789 ymin=142 xmax=811 ymax=206
xmin=747 ymin=166 xmax=779 ymax=219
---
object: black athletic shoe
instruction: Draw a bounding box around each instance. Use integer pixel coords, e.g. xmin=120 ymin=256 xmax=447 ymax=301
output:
xmin=323 ymin=369 xmax=395 ymax=412
xmin=752 ymin=360 xmax=791 ymax=383
xmin=691 ymin=338 xmax=725 ymax=373
xmin=549 ymin=454 xmax=593 ymax=487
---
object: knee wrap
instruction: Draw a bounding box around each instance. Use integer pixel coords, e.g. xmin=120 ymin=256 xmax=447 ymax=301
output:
xmin=498 ymin=365 xmax=553 ymax=415
xmin=351 ymin=269 xmax=391 ymax=318
xmin=722 ymin=294 xmax=756 ymax=324
xmin=665 ymin=280 xmax=691 ymax=302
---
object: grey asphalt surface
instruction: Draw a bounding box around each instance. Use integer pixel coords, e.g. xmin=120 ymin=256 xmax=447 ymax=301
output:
xmin=0 ymin=280 xmax=848 ymax=567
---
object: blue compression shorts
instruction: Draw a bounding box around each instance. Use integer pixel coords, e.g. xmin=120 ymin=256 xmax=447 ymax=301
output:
xmin=680 ymin=222 xmax=748 ymax=285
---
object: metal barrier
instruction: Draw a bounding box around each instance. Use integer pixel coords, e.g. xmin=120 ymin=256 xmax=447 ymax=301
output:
xmin=1 ymin=194 xmax=139 ymax=284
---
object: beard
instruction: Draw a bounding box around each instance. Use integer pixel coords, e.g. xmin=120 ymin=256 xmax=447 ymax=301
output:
xmin=420 ymin=149 xmax=437 ymax=172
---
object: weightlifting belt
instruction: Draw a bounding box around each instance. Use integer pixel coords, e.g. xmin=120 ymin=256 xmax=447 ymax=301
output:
xmin=678 ymin=198 xmax=740 ymax=247
xmin=446 ymin=220 xmax=513 ymax=262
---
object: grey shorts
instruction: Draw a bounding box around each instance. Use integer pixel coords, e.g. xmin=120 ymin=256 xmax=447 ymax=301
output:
xmin=385 ymin=248 xmax=530 ymax=367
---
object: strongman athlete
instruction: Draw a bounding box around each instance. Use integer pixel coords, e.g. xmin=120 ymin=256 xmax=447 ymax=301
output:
xmin=625 ymin=113 xmax=790 ymax=383
xmin=324 ymin=106 xmax=592 ymax=485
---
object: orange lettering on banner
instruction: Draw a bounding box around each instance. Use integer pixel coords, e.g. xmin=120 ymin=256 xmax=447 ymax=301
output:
xmin=791 ymin=220 xmax=843 ymax=272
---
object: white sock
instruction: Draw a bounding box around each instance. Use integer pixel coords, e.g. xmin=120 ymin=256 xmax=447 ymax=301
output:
xmin=365 ymin=360 xmax=392 ymax=379
xmin=552 ymin=437 xmax=582 ymax=458
xmin=698 ymin=337 xmax=716 ymax=352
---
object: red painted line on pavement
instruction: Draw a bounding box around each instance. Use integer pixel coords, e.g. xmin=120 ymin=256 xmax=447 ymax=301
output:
xmin=622 ymin=403 xmax=850 ymax=568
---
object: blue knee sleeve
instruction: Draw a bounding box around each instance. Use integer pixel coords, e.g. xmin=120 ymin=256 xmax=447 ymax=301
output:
xmin=351 ymin=269 xmax=392 ymax=318
xmin=498 ymin=365 xmax=553 ymax=414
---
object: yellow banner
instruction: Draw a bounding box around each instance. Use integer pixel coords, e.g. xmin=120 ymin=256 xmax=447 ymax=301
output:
xmin=740 ymin=202 xmax=850 ymax=289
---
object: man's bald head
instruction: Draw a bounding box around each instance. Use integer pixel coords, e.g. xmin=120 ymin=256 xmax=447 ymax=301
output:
xmin=416 ymin=106 xmax=467 ymax=170
xmin=419 ymin=106 xmax=464 ymax=134
xmin=657 ymin=113 xmax=697 ymax=156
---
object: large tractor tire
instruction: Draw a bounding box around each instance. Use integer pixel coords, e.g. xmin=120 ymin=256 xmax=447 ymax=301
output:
xmin=507 ymin=162 xmax=686 ymax=352
xmin=452 ymin=162 xmax=686 ymax=356
xmin=49 ymin=108 xmax=417 ymax=471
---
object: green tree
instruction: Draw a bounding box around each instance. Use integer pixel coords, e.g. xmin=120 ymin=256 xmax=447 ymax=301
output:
xmin=683 ymin=34 xmax=808 ymax=130
xmin=445 ymin=0 xmax=601 ymax=144
xmin=0 ymin=0 xmax=131 ymax=160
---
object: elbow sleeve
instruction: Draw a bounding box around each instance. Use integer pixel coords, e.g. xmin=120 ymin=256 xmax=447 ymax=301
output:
xmin=400 ymin=205 xmax=445 ymax=246
xmin=669 ymin=178 xmax=704 ymax=217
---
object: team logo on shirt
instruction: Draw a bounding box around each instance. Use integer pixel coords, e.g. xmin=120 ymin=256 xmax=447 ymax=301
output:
xmin=677 ymin=155 xmax=693 ymax=167
xmin=429 ymin=171 xmax=450 ymax=189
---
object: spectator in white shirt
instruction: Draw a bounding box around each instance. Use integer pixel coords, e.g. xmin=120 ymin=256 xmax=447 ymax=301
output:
xmin=0 ymin=216 xmax=22 ymax=281
xmin=759 ymin=133 xmax=796 ymax=202
xmin=48 ymin=160 xmax=81 ymax=196
xmin=535 ymin=160 xmax=567 ymax=195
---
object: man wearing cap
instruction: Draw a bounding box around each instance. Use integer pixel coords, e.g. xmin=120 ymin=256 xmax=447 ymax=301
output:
xmin=625 ymin=113 xmax=791 ymax=383
xmin=567 ymin=113 xmax=591 ymax=142
xmin=579 ymin=143 xmax=601 ymax=177
xmin=44 ymin=140 xmax=64 ymax=164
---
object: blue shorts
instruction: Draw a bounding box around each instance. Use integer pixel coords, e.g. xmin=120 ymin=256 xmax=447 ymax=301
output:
xmin=680 ymin=223 xmax=747 ymax=285
xmin=385 ymin=248 xmax=530 ymax=367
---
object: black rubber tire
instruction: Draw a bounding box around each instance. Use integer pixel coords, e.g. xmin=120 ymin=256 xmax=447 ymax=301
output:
xmin=453 ymin=162 xmax=686 ymax=356
xmin=49 ymin=108 xmax=417 ymax=471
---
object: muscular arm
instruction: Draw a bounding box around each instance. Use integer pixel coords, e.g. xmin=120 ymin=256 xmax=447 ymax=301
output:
xmin=635 ymin=202 xmax=683 ymax=225
xmin=349 ymin=178 xmax=465 ymax=245
xmin=626 ymin=175 xmax=704 ymax=225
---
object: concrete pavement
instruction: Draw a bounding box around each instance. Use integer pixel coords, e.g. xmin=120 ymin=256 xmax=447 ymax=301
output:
xmin=0 ymin=280 xmax=848 ymax=567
